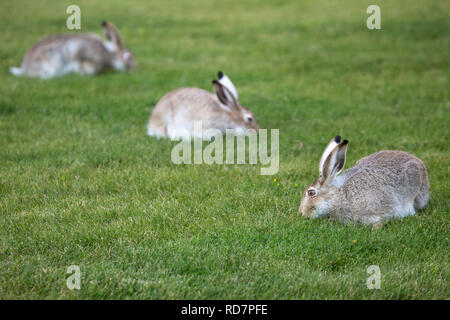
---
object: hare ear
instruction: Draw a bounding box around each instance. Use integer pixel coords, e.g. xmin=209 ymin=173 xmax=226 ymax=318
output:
xmin=319 ymin=136 xmax=341 ymax=176
xmin=102 ymin=21 xmax=124 ymax=50
xmin=320 ymin=138 xmax=348 ymax=184
xmin=212 ymin=80 xmax=238 ymax=110
xmin=217 ymin=71 xmax=239 ymax=101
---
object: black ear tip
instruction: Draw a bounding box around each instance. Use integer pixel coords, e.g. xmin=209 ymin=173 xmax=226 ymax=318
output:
xmin=101 ymin=20 xmax=107 ymax=27
xmin=212 ymin=79 xmax=218 ymax=84
xmin=342 ymin=139 xmax=349 ymax=145
xmin=334 ymin=135 xmax=341 ymax=143
xmin=218 ymin=71 xmax=224 ymax=79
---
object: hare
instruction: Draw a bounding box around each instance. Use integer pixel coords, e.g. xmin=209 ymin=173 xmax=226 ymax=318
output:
xmin=147 ymin=71 xmax=259 ymax=139
xmin=9 ymin=21 xmax=135 ymax=79
xmin=299 ymin=136 xmax=429 ymax=227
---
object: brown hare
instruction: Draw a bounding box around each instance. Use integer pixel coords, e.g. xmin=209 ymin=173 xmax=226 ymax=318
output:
xmin=299 ymin=136 xmax=429 ymax=227
xmin=147 ymin=71 xmax=259 ymax=139
xmin=10 ymin=21 xmax=135 ymax=78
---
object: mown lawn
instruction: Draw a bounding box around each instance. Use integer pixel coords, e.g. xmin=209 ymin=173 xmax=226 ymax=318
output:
xmin=0 ymin=0 xmax=448 ymax=299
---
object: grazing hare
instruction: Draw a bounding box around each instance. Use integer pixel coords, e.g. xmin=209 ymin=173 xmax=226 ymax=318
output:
xmin=147 ymin=71 xmax=259 ymax=139
xmin=9 ymin=21 xmax=135 ymax=78
xmin=299 ymin=136 xmax=429 ymax=227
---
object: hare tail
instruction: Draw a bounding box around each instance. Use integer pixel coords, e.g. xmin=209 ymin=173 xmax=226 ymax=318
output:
xmin=9 ymin=67 xmax=23 ymax=76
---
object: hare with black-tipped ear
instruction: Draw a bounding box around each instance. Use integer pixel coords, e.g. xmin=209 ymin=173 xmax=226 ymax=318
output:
xmin=9 ymin=21 xmax=135 ymax=79
xmin=299 ymin=136 xmax=430 ymax=228
xmin=147 ymin=71 xmax=259 ymax=140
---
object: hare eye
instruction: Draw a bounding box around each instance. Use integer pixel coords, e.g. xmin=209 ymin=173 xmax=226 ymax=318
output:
xmin=307 ymin=188 xmax=317 ymax=197
xmin=245 ymin=116 xmax=253 ymax=122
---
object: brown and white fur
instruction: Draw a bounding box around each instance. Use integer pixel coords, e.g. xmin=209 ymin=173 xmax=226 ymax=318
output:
xmin=299 ymin=136 xmax=429 ymax=227
xmin=9 ymin=21 xmax=135 ymax=79
xmin=147 ymin=71 xmax=259 ymax=139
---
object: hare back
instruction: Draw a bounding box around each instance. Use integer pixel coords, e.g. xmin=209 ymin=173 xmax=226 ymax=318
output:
xmin=353 ymin=150 xmax=427 ymax=188
xmin=156 ymin=87 xmax=221 ymax=113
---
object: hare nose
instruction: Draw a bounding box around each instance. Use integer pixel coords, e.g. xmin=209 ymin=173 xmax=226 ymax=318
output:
xmin=299 ymin=205 xmax=314 ymax=218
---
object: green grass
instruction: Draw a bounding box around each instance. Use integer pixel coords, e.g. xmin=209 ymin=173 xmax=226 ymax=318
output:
xmin=0 ymin=0 xmax=449 ymax=299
